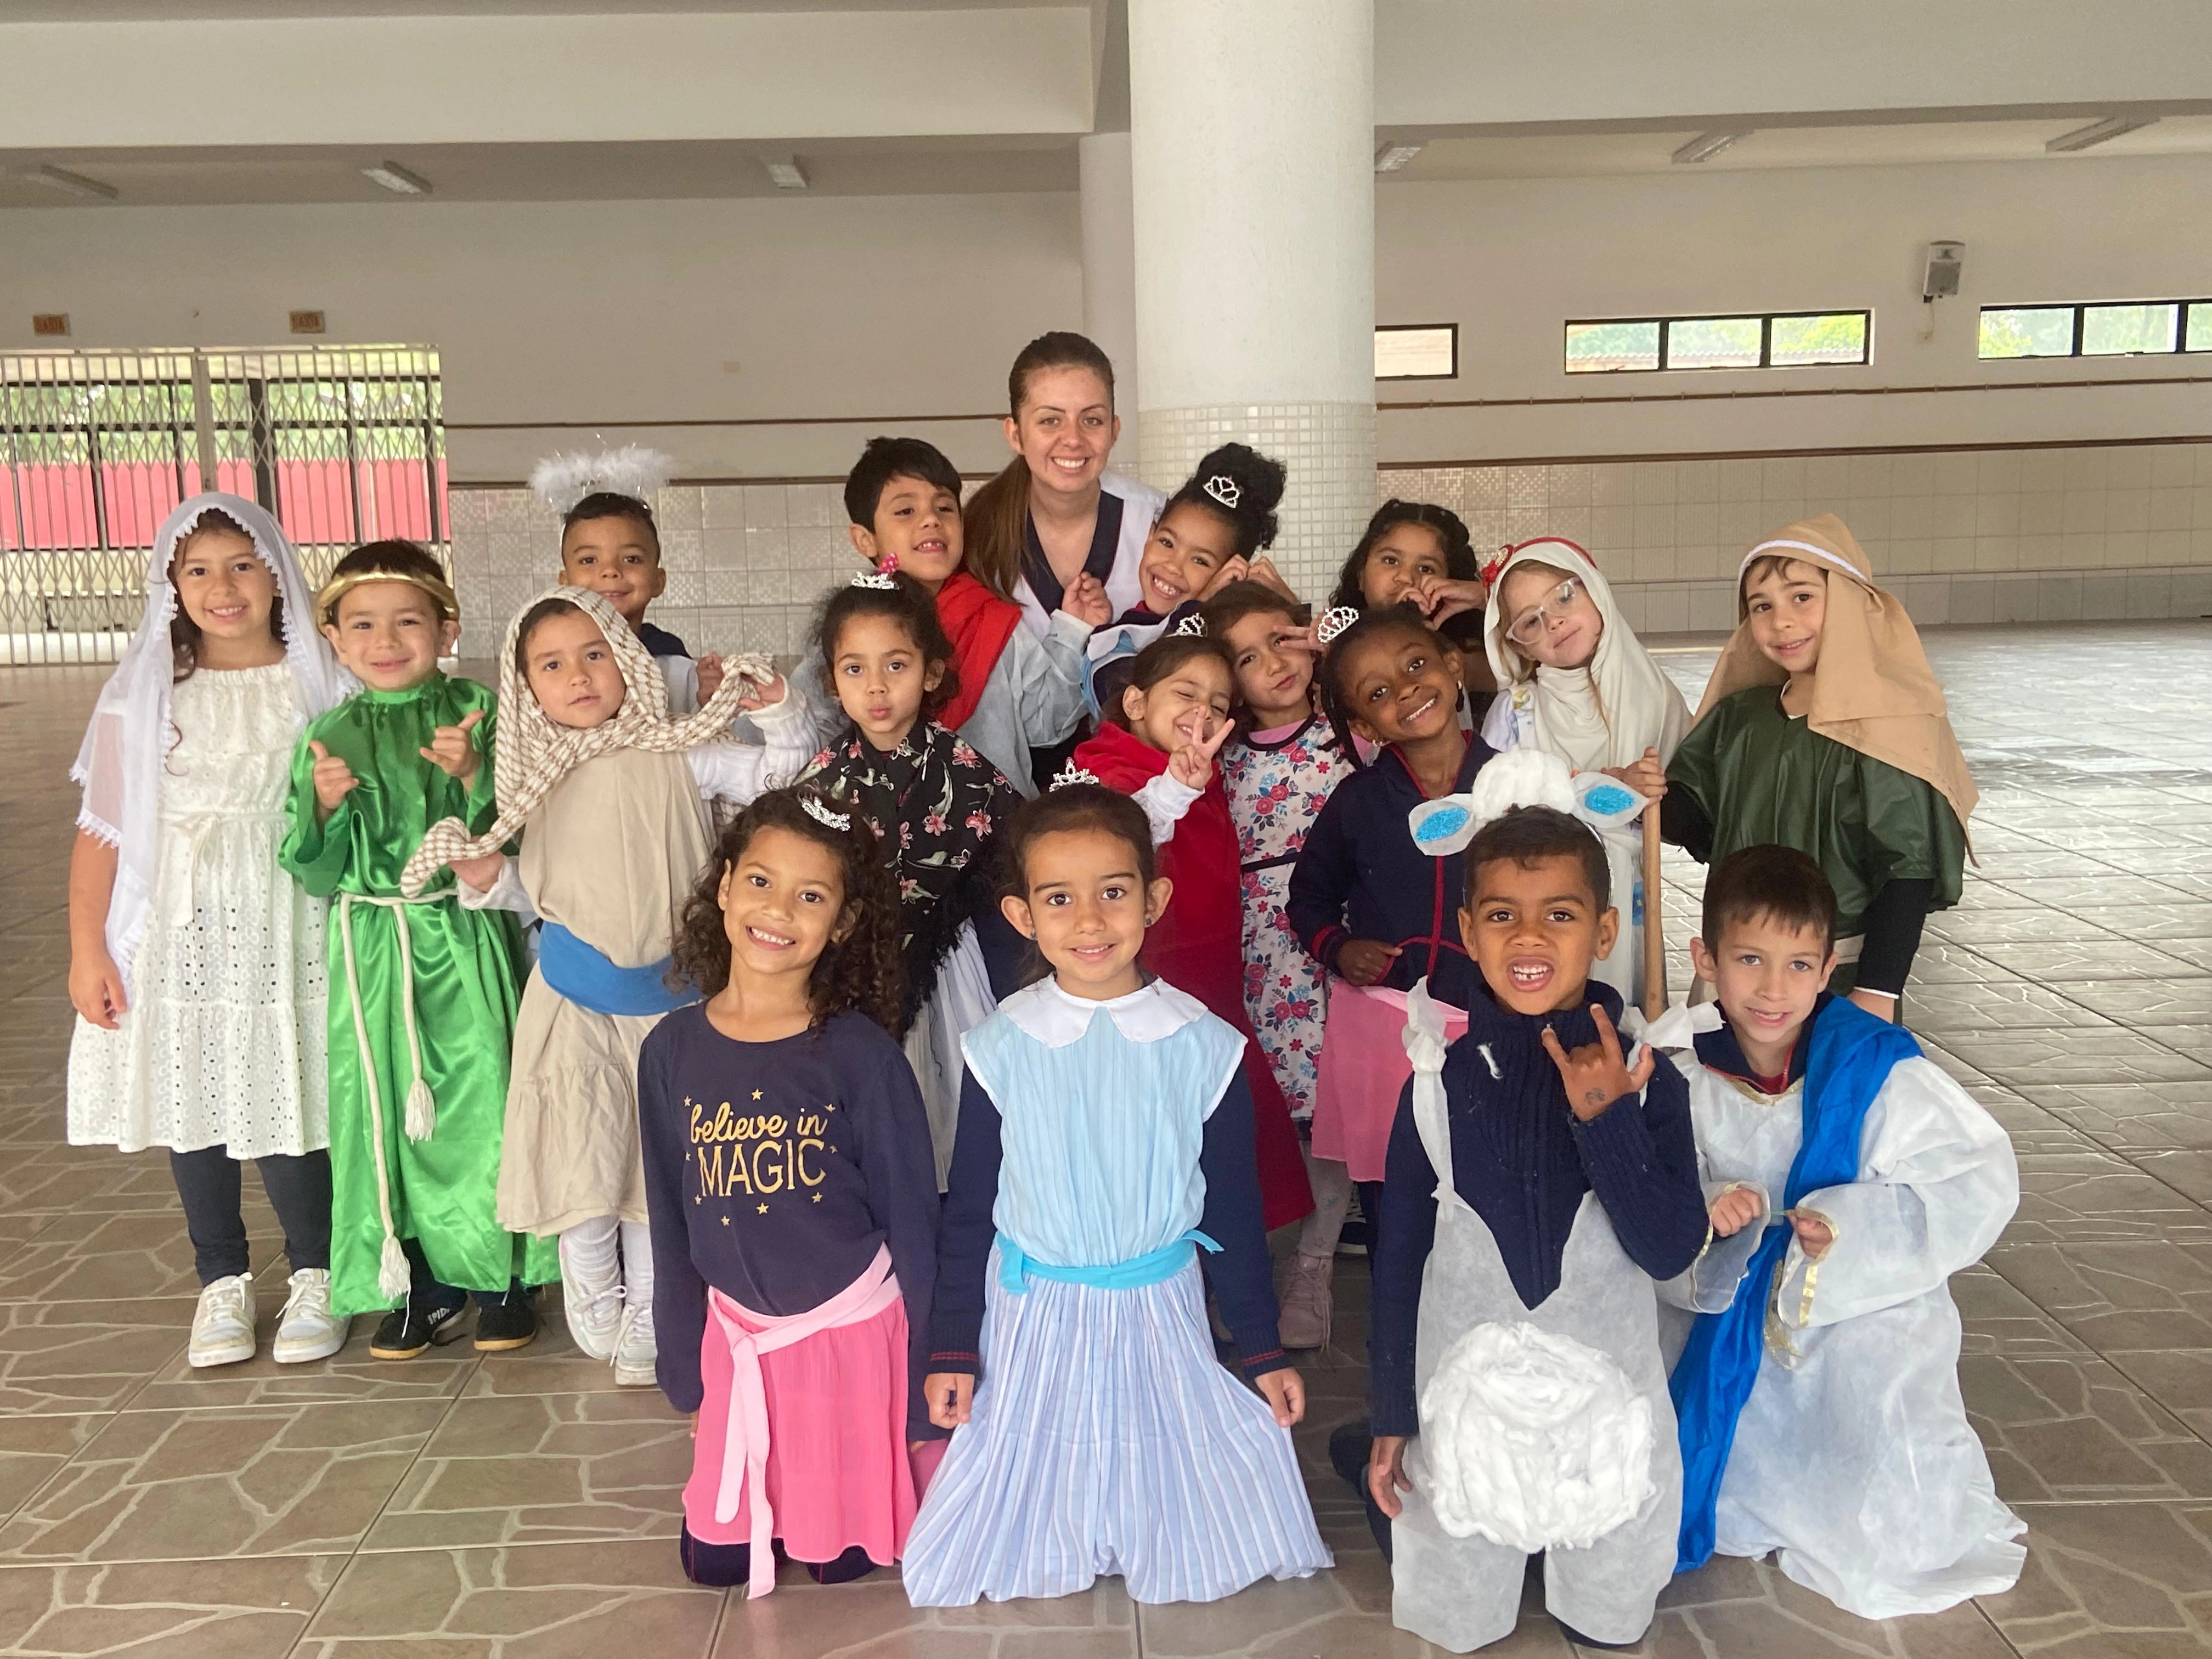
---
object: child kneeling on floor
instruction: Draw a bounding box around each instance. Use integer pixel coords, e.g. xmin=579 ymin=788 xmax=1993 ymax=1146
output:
xmin=1662 ymin=844 xmax=2023 ymax=1619
xmin=639 ymin=788 xmax=942 ymax=1595
xmin=1365 ymin=750 xmax=1709 ymax=1652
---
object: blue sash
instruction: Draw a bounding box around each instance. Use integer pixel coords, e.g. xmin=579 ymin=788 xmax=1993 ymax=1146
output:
xmin=996 ymin=1229 xmax=1221 ymax=1295
xmin=537 ymin=922 xmax=695 ymax=1017
xmin=1669 ymin=997 xmax=1920 ymax=1571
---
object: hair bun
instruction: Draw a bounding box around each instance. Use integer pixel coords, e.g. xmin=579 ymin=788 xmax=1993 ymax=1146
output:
xmin=1180 ymin=442 xmax=1287 ymax=555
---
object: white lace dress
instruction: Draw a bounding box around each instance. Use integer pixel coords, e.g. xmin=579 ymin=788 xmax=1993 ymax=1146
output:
xmin=67 ymin=663 xmax=331 ymax=1159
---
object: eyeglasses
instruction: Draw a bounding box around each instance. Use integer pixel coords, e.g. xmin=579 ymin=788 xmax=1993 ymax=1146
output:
xmin=1505 ymin=577 xmax=1585 ymax=646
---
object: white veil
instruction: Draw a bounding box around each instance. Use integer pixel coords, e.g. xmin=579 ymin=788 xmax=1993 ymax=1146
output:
xmin=71 ymin=493 xmax=351 ymax=995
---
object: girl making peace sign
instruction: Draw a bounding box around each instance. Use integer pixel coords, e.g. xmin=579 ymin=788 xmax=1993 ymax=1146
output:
xmin=1074 ymin=634 xmax=1312 ymax=1233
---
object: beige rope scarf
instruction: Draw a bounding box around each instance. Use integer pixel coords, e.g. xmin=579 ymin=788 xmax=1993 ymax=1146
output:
xmin=399 ymin=585 xmax=773 ymax=898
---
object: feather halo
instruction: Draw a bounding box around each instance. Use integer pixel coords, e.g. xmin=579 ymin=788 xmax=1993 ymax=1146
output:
xmin=528 ymin=446 xmax=675 ymax=517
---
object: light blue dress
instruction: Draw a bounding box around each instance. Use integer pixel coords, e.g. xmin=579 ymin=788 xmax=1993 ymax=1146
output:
xmin=901 ymin=979 xmax=1330 ymax=1606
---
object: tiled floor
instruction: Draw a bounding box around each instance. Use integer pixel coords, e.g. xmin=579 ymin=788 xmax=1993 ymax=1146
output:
xmin=1 ymin=620 xmax=2209 ymax=1656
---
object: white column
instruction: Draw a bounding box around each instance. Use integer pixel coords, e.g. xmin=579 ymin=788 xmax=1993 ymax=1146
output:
xmin=1079 ymin=130 xmax=1141 ymax=464
xmin=1128 ymin=0 xmax=1375 ymax=596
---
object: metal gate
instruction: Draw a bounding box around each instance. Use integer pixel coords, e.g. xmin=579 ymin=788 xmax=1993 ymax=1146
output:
xmin=0 ymin=346 xmax=446 ymax=665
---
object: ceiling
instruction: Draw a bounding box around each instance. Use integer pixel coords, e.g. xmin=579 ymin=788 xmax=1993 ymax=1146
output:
xmin=6 ymin=114 xmax=2207 ymax=210
xmin=1391 ymin=115 xmax=2212 ymax=182
xmin=0 ymin=137 xmax=1079 ymax=208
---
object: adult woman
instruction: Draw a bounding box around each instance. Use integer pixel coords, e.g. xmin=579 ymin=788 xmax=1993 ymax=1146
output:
xmin=964 ymin=331 xmax=1166 ymax=636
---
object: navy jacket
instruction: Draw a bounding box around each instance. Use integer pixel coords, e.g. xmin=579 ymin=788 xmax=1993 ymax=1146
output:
xmin=1286 ymin=737 xmax=1497 ymax=992
xmin=1368 ymin=979 xmax=1710 ymax=1437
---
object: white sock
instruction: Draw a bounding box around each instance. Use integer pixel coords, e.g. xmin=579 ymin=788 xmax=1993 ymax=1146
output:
xmin=559 ymin=1215 xmax=620 ymax=1304
xmin=619 ymin=1218 xmax=654 ymax=1331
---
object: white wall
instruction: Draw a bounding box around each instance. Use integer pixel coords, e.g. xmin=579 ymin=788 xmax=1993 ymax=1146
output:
xmin=10 ymin=154 xmax=2209 ymax=485
xmin=1375 ymin=152 xmax=2212 ymax=465
xmin=0 ymin=193 xmax=1084 ymax=482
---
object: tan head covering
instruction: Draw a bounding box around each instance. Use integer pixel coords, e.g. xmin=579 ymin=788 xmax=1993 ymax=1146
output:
xmin=399 ymin=585 xmax=771 ymax=895
xmin=1698 ymin=515 xmax=1976 ymax=832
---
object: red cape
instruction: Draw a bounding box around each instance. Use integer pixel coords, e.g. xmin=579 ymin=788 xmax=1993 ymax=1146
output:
xmin=1075 ymin=721 xmax=1316 ymax=1231
xmin=932 ymin=571 xmax=1024 ymax=734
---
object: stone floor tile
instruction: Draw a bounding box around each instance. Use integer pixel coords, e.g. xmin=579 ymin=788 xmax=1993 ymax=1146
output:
xmin=0 ymin=1299 xmax=191 ymax=1414
xmin=2069 ymin=904 xmax=2212 ymax=941
xmin=0 ymin=1553 xmax=342 ymax=1659
xmin=364 ymin=1388 xmax=692 ymax=1550
xmin=1903 ymin=981 xmax=2113 ymax=1031
xmin=126 ymin=1327 xmax=473 ymax=1412
xmin=1962 ymin=1348 xmax=2212 ymax=1503
xmin=2021 ymin=1081 xmax=2212 ymax=1152
xmin=1135 ymin=1563 xmax=1570 ymax=1657
xmin=0 ymin=1399 xmax=445 ymax=1562
xmin=299 ymin=1540 xmax=722 ymax=1658
xmin=0 ymin=1415 xmax=104 ymax=1524
xmin=1632 ymin=1553 xmax=2021 ymax=1657
xmin=1954 ymin=1265 xmax=2092 ymax=1358
xmin=2056 ymin=979 xmax=2212 ymax=1026
xmin=1989 ymin=1239 xmax=2212 ymax=1352
xmin=1930 ymin=1029 xmax=2212 ymax=1088
xmin=1978 ymin=1502 xmax=2212 ymax=1655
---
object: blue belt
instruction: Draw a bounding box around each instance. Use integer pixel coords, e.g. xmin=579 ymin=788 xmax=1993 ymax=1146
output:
xmin=538 ymin=922 xmax=695 ymax=1017
xmin=996 ymin=1229 xmax=1220 ymax=1295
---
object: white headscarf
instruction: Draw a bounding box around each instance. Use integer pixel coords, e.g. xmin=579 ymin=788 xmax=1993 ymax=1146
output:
xmin=1482 ymin=538 xmax=1689 ymax=773
xmin=71 ymin=493 xmax=351 ymax=995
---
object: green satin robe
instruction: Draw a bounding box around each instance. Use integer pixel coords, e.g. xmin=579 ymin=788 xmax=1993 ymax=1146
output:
xmin=281 ymin=674 xmax=561 ymax=1314
xmin=1667 ymin=686 xmax=1967 ymax=992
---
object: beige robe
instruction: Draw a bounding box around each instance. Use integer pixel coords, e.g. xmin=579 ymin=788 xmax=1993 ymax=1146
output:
xmin=498 ymin=747 xmax=711 ymax=1236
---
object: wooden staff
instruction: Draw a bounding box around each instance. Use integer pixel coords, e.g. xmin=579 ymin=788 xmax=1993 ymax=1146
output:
xmin=1642 ymin=805 xmax=1667 ymax=1021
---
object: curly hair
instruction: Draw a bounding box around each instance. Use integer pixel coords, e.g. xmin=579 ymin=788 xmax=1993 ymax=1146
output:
xmin=1316 ymin=602 xmax=1458 ymax=765
xmin=812 ymin=570 xmax=960 ymax=725
xmin=670 ymin=786 xmax=905 ymax=1033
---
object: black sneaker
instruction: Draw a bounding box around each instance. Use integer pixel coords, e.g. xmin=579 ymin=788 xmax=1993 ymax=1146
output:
xmin=369 ymin=1298 xmax=466 ymax=1360
xmin=472 ymin=1286 xmax=538 ymax=1353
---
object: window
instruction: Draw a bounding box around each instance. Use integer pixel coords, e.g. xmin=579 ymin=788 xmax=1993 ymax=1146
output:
xmin=1374 ymin=324 xmax=1457 ymax=380
xmin=1978 ymin=299 xmax=2212 ymax=359
xmin=1563 ymin=311 xmax=1869 ymax=374
xmin=1 ymin=345 xmax=447 ymax=665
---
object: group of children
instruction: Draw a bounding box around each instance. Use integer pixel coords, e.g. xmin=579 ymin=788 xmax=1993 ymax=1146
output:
xmin=61 ymin=328 xmax=2022 ymax=1646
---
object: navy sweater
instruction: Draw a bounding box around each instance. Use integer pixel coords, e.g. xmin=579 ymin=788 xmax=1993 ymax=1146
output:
xmin=1286 ymin=737 xmax=1497 ymax=991
xmin=1368 ymin=980 xmax=1709 ymax=1437
xmin=930 ymin=1066 xmax=1289 ymax=1378
xmin=637 ymin=1007 xmax=942 ymax=1436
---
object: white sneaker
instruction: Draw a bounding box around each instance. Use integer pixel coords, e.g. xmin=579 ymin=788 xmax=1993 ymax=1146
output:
xmin=612 ymin=1302 xmax=657 ymax=1387
xmin=188 ymin=1273 xmax=257 ymax=1368
xmin=271 ymin=1268 xmax=348 ymax=1364
xmin=558 ymin=1236 xmax=622 ymax=1361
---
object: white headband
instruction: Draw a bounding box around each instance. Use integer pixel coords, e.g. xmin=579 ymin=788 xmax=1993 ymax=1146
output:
xmin=1739 ymin=537 xmax=1865 ymax=583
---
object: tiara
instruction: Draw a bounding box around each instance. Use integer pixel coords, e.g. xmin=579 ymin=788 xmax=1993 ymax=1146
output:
xmin=1172 ymin=612 xmax=1207 ymax=637
xmin=798 ymin=794 xmax=851 ymax=831
xmin=1051 ymin=760 xmax=1100 ymax=791
xmin=1203 ymin=475 xmax=1241 ymax=510
xmin=1315 ymin=606 xmax=1360 ymax=645
xmin=849 ymin=569 xmax=899 ymax=590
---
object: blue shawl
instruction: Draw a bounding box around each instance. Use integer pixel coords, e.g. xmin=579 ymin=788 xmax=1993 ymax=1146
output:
xmin=1669 ymin=995 xmax=1921 ymax=1571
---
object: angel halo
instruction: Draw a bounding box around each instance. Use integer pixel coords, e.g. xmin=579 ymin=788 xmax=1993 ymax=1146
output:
xmin=529 ymin=446 xmax=675 ymax=519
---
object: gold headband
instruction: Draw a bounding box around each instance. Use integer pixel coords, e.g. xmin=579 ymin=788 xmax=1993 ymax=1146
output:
xmin=317 ymin=567 xmax=460 ymax=626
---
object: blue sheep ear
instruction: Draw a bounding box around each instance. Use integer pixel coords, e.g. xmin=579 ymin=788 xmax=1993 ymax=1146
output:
xmin=1408 ymin=797 xmax=1477 ymax=855
xmin=1573 ymin=773 xmax=1647 ymax=832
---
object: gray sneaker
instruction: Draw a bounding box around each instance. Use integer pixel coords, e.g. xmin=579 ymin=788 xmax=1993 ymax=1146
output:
xmin=188 ymin=1273 xmax=256 ymax=1368
xmin=1276 ymin=1250 xmax=1335 ymax=1351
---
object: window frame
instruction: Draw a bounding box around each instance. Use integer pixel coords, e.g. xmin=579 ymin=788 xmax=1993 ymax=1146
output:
xmin=1977 ymin=298 xmax=2212 ymax=360
xmin=1373 ymin=322 xmax=1460 ymax=382
xmin=1561 ymin=308 xmax=1872 ymax=375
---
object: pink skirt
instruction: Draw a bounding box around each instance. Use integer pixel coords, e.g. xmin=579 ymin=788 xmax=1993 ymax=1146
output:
xmin=684 ymin=1292 xmax=923 ymax=1566
xmin=1311 ymin=980 xmax=1468 ymax=1181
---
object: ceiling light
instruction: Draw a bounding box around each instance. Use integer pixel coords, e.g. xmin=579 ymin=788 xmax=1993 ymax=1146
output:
xmin=2045 ymin=115 xmax=2158 ymax=153
xmin=1671 ymin=132 xmax=1748 ymax=165
xmin=22 ymin=165 xmax=117 ymax=201
xmin=1374 ymin=142 xmax=1425 ymax=173
xmin=361 ymin=161 xmax=431 ymax=195
xmin=762 ymin=157 xmax=808 ymax=190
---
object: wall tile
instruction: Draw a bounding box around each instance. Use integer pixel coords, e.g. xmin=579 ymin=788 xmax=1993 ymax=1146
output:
xmin=1633 ymin=505 xmax=1677 ymax=549
xmin=2125 ymin=571 xmax=2174 ymax=618
xmin=1644 ymin=586 xmax=1690 ymax=633
xmin=1675 ymin=459 xmax=1719 ymax=504
xmin=2152 ymin=447 xmax=2198 ymax=488
xmin=2061 ymin=492 xmax=2107 ymax=533
xmin=2106 ymin=529 xmax=2149 ymax=567
xmin=1932 ymin=537 xmax=1976 ymax=573
xmin=2149 ymin=489 xmax=2193 ymax=531
xmin=2148 ymin=528 xmax=2192 ymax=565
xmin=1847 ymin=453 xmax=1894 ymax=497
xmin=1973 ymin=452 xmax=2021 ymax=494
xmin=2036 ymin=575 xmax=2083 ymax=623
xmin=1932 ymin=494 xmax=1978 ymax=539
xmin=1933 ymin=452 xmax=1980 ymax=495
xmin=1717 ymin=460 xmax=1763 ymax=503
xmin=2020 ymin=491 xmax=2066 ymax=535
xmin=2062 ymin=449 xmax=2110 ymax=491
xmin=1974 ymin=494 xmax=2021 ymax=537
xmin=1632 ymin=464 xmax=1678 ymax=505
xmin=1759 ymin=456 xmax=1805 ymax=499
xmin=2172 ymin=569 xmax=2212 ymax=613
xmin=2106 ymin=489 xmax=2150 ymax=533
xmin=1891 ymin=453 xmax=1936 ymax=495
xmin=1545 ymin=464 xmax=1595 ymax=506
xmin=1949 ymin=578 xmax=1995 ymax=625
xmin=2106 ymin=448 xmax=2152 ymax=491
xmin=1592 ymin=463 xmax=1635 ymax=506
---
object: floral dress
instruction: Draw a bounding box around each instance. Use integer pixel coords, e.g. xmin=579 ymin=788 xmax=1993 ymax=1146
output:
xmin=1220 ymin=716 xmax=1348 ymax=1123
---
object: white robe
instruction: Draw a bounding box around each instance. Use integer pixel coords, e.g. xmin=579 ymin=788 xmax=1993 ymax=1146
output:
xmin=1663 ymin=1047 xmax=2025 ymax=1620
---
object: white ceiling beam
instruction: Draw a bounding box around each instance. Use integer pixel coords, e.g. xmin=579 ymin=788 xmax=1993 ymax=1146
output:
xmin=1378 ymin=0 xmax=2212 ymax=129
xmin=0 ymin=8 xmax=1098 ymax=149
